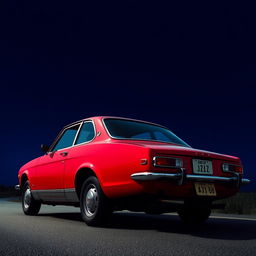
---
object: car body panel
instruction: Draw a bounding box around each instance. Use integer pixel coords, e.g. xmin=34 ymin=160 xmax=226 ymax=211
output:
xmin=17 ymin=116 xmax=248 ymax=205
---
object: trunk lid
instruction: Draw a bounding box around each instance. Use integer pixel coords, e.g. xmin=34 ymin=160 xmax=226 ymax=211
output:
xmin=115 ymin=140 xmax=239 ymax=162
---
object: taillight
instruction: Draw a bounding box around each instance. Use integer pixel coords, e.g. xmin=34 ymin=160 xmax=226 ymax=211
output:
xmin=222 ymin=163 xmax=243 ymax=173
xmin=153 ymin=156 xmax=183 ymax=168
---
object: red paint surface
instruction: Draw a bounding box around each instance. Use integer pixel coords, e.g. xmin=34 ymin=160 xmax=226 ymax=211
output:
xmin=18 ymin=116 xmax=244 ymax=200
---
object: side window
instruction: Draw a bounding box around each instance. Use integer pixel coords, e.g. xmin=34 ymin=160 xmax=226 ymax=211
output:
xmin=131 ymin=132 xmax=151 ymax=139
xmin=52 ymin=124 xmax=80 ymax=151
xmin=75 ymin=122 xmax=95 ymax=145
xmin=154 ymin=131 xmax=172 ymax=142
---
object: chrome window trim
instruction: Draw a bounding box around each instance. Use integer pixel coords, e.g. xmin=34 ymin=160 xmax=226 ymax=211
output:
xmin=48 ymin=120 xmax=96 ymax=153
xmin=49 ymin=122 xmax=82 ymax=152
xmin=72 ymin=122 xmax=83 ymax=146
xmin=153 ymin=156 xmax=183 ymax=168
xmin=102 ymin=118 xmax=191 ymax=147
xmin=73 ymin=120 xmax=96 ymax=146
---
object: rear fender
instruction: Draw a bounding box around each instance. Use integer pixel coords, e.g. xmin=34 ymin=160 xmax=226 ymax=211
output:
xmin=75 ymin=162 xmax=103 ymax=185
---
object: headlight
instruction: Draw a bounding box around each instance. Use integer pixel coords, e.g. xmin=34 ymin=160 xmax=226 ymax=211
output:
xmin=153 ymin=156 xmax=183 ymax=168
xmin=222 ymin=163 xmax=243 ymax=173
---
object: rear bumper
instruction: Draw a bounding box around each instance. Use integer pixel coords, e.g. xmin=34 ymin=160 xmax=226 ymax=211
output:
xmin=131 ymin=169 xmax=250 ymax=187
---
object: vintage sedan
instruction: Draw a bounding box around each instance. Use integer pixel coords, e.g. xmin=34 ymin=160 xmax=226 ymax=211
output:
xmin=16 ymin=116 xmax=250 ymax=225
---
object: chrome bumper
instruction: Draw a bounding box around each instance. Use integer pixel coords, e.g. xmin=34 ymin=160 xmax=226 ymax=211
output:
xmin=15 ymin=185 xmax=20 ymax=191
xmin=131 ymin=170 xmax=250 ymax=187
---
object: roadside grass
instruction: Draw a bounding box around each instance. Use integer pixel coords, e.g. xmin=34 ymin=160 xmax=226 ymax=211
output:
xmin=214 ymin=192 xmax=256 ymax=215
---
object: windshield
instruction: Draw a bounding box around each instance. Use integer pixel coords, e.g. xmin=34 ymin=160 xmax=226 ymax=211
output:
xmin=104 ymin=119 xmax=190 ymax=147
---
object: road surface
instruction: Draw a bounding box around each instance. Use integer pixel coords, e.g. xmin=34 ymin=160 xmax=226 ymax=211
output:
xmin=1 ymin=198 xmax=256 ymax=256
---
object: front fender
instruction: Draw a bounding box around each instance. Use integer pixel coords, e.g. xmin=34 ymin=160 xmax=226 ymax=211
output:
xmin=19 ymin=169 xmax=29 ymax=187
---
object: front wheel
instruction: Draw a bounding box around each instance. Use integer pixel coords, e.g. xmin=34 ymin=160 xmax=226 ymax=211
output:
xmin=80 ymin=176 xmax=112 ymax=226
xmin=22 ymin=181 xmax=41 ymax=215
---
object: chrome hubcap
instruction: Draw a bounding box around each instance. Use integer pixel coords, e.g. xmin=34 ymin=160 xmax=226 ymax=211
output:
xmin=24 ymin=187 xmax=31 ymax=209
xmin=84 ymin=185 xmax=98 ymax=217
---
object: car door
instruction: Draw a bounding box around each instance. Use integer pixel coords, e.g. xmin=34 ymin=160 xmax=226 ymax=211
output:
xmin=64 ymin=121 xmax=96 ymax=202
xmin=33 ymin=123 xmax=81 ymax=202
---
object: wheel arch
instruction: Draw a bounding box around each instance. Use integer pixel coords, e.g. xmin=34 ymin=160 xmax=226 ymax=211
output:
xmin=75 ymin=166 xmax=100 ymax=200
xmin=20 ymin=171 xmax=29 ymax=189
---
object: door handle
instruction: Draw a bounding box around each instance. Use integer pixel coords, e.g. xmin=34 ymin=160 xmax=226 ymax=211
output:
xmin=60 ymin=152 xmax=68 ymax=157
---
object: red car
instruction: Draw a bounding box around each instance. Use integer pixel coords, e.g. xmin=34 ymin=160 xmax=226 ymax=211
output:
xmin=17 ymin=116 xmax=250 ymax=225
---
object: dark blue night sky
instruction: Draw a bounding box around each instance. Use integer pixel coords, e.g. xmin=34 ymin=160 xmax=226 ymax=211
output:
xmin=0 ymin=1 xmax=255 ymax=190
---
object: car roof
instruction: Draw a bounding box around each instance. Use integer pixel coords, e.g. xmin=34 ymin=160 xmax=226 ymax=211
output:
xmin=63 ymin=116 xmax=168 ymax=130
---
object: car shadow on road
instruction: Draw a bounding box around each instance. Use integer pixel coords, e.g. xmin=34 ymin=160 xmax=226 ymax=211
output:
xmin=39 ymin=211 xmax=256 ymax=240
xmin=112 ymin=212 xmax=256 ymax=240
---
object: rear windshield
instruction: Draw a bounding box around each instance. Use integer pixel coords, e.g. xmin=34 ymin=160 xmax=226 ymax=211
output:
xmin=104 ymin=119 xmax=190 ymax=147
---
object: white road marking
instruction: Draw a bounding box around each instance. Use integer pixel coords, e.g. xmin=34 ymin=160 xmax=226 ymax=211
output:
xmin=167 ymin=212 xmax=256 ymax=221
xmin=210 ymin=215 xmax=256 ymax=221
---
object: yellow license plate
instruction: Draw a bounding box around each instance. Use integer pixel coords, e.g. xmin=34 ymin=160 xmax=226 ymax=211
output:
xmin=195 ymin=183 xmax=216 ymax=196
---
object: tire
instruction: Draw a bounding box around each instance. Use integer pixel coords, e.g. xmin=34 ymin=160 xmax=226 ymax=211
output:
xmin=178 ymin=204 xmax=211 ymax=224
xmin=22 ymin=181 xmax=41 ymax=215
xmin=80 ymin=176 xmax=112 ymax=226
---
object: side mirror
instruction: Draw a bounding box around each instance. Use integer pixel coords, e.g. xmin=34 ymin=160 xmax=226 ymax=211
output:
xmin=41 ymin=144 xmax=50 ymax=154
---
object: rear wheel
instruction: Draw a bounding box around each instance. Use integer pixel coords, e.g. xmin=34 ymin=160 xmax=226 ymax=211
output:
xmin=178 ymin=203 xmax=211 ymax=224
xmin=22 ymin=181 xmax=41 ymax=215
xmin=80 ymin=176 xmax=112 ymax=226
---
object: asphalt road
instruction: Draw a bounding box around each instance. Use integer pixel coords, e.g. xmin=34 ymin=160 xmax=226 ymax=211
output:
xmin=1 ymin=198 xmax=256 ymax=256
